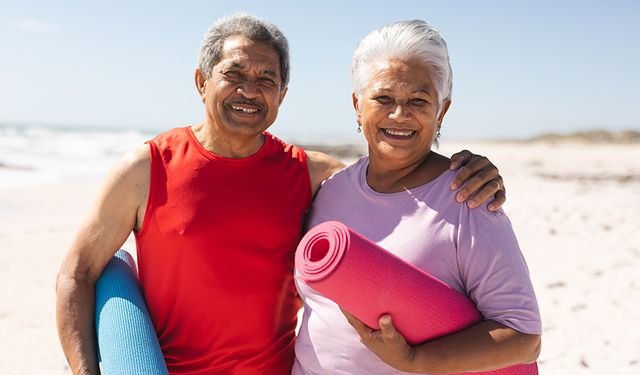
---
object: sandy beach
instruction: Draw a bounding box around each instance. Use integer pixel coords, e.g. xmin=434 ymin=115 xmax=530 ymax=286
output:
xmin=1 ymin=140 xmax=638 ymax=374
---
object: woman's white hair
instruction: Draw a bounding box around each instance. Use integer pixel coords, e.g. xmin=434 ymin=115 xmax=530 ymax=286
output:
xmin=352 ymin=20 xmax=452 ymax=104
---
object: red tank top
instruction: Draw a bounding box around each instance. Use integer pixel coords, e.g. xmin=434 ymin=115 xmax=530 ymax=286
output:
xmin=135 ymin=127 xmax=311 ymax=374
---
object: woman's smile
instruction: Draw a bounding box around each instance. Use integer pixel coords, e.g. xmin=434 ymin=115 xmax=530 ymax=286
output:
xmin=381 ymin=128 xmax=417 ymax=139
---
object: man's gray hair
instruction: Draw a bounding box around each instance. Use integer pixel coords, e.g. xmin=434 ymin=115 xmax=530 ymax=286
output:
xmin=197 ymin=14 xmax=290 ymax=87
xmin=352 ymin=20 xmax=452 ymax=104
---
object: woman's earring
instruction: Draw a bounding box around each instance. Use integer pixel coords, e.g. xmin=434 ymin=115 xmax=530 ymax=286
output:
xmin=357 ymin=124 xmax=362 ymax=133
xmin=437 ymin=129 xmax=441 ymax=138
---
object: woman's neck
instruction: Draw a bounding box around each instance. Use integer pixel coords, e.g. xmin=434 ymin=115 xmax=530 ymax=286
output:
xmin=366 ymin=151 xmax=449 ymax=193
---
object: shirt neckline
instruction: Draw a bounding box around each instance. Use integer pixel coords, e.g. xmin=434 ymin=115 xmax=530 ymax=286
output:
xmin=184 ymin=126 xmax=272 ymax=164
xmin=357 ymin=157 xmax=450 ymax=199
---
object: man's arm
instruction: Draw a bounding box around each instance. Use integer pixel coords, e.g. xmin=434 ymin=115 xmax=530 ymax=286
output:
xmin=305 ymin=150 xmax=346 ymax=197
xmin=449 ymin=150 xmax=505 ymax=211
xmin=55 ymin=144 xmax=150 ymax=375
xmin=305 ymin=149 xmax=506 ymax=210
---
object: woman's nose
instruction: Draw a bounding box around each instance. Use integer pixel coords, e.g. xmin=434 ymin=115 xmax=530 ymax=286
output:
xmin=389 ymin=103 xmax=410 ymax=122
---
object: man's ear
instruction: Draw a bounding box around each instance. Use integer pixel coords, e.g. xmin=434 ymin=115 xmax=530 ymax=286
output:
xmin=278 ymin=85 xmax=288 ymax=105
xmin=195 ymin=68 xmax=207 ymax=102
xmin=352 ymin=92 xmax=362 ymax=122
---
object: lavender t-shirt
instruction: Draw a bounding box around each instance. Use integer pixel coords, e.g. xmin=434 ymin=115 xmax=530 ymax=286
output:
xmin=293 ymin=157 xmax=541 ymax=375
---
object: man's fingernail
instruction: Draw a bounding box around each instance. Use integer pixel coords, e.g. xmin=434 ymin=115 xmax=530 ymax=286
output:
xmin=380 ymin=315 xmax=392 ymax=325
xmin=467 ymin=200 xmax=477 ymax=208
xmin=450 ymin=183 xmax=458 ymax=190
xmin=456 ymin=193 xmax=465 ymax=202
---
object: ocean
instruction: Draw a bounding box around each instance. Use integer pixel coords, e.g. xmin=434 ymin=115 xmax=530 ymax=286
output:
xmin=0 ymin=124 xmax=153 ymax=189
xmin=0 ymin=124 xmax=367 ymax=189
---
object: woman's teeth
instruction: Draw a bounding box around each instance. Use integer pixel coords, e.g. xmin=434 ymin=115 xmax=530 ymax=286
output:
xmin=383 ymin=129 xmax=415 ymax=137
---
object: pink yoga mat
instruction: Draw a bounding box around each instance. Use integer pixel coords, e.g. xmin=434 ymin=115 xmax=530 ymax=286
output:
xmin=295 ymin=221 xmax=538 ymax=375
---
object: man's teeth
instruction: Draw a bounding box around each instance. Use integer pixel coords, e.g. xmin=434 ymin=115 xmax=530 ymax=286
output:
xmin=384 ymin=129 xmax=415 ymax=136
xmin=231 ymin=105 xmax=258 ymax=113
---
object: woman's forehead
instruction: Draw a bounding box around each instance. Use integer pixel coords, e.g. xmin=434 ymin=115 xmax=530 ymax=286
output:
xmin=366 ymin=59 xmax=435 ymax=94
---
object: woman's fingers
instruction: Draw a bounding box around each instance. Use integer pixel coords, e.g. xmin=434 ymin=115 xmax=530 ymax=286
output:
xmin=341 ymin=308 xmax=373 ymax=340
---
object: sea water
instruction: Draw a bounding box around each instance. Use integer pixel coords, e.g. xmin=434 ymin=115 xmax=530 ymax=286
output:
xmin=0 ymin=124 xmax=153 ymax=188
xmin=0 ymin=124 xmax=366 ymax=189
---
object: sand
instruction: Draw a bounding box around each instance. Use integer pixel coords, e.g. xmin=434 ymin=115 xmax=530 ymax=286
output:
xmin=1 ymin=141 xmax=638 ymax=374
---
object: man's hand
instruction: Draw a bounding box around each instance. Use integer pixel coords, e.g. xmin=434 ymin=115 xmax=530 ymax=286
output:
xmin=342 ymin=309 xmax=417 ymax=372
xmin=449 ymin=150 xmax=505 ymax=211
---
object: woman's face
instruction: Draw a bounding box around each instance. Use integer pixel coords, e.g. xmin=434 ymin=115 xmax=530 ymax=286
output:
xmin=353 ymin=57 xmax=450 ymax=166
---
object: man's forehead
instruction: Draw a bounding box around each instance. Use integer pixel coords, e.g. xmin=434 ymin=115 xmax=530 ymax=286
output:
xmin=218 ymin=36 xmax=280 ymax=72
xmin=221 ymin=36 xmax=278 ymax=59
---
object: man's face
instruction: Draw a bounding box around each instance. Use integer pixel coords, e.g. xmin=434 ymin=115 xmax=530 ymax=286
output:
xmin=200 ymin=35 xmax=287 ymax=138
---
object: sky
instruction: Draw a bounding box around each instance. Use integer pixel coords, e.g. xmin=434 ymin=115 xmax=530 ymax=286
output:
xmin=0 ymin=0 xmax=638 ymax=141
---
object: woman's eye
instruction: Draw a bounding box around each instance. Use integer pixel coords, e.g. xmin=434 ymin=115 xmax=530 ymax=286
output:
xmin=374 ymin=96 xmax=393 ymax=104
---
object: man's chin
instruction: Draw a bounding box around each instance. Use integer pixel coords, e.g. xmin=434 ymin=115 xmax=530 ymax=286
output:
xmin=225 ymin=122 xmax=272 ymax=137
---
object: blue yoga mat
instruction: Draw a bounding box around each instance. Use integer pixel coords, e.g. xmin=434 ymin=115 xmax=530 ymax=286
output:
xmin=95 ymin=249 xmax=168 ymax=375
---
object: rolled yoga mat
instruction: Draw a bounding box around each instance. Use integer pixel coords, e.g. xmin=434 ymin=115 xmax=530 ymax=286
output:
xmin=295 ymin=221 xmax=538 ymax=375
xmin=95 ymin=249 xmax=168 ymax=375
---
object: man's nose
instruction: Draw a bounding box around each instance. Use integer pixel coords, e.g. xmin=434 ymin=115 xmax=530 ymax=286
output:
xmin=237 ymin=81 xmax=259 ymax=98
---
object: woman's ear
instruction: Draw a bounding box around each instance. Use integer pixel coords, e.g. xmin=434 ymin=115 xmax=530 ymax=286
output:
xmin=437 ymin=99 xmax=452 ymax=124
xmin=352 ymin=92 xmax=362 ymax=122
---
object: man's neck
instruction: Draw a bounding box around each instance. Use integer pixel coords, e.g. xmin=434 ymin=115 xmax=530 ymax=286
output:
xmin=190 ymin=123 xmax=265 ymax=158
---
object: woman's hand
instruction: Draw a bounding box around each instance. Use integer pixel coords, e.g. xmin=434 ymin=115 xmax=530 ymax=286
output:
xmin=449 ymin=150 xmax=505 ymax=211
xmin=341 ymin=309 xmax=418 ymax=373
xmin=343 ymin=308 xmax=541 ymax=374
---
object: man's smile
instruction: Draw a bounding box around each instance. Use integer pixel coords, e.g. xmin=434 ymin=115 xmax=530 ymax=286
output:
xmin=226 ymin=99 xmax=263 ymax=115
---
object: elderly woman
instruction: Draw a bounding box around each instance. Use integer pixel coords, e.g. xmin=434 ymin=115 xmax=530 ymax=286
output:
xmin=293 ymin=20 xmax=541 ymax=374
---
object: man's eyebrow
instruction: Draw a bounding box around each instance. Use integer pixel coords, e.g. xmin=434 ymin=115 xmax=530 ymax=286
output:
xmin=220 ymin=63 xmax=277 ymax=76
xmin=221 ymin=62 xmax=245 ymax=70
xmin=262 ymin=69 xmax=278 ymax=77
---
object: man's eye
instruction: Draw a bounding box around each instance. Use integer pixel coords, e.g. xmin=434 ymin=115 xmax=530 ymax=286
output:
xmin=409 ymin=98 xmax=428 ymax=106
xmin=258 ymin=77 xmax=277 ymax=87
xmin=223 ymin=71 xmax=241 ymax=79
xmin=374 ymin=96 xmax=393 ymax=104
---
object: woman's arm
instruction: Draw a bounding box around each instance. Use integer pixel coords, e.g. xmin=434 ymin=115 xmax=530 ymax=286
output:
xmin=343 ymin=311 xmax=540 ymax=373
xmin=343 ymin=211 xmax=541 ymax=373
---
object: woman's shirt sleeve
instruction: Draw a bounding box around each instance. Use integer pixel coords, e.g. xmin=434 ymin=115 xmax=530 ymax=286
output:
xmin=457 ymin=212 xmax=542 ymax=335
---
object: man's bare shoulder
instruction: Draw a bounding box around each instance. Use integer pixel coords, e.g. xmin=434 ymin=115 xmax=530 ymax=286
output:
xmin=97 ymin=143 xmax=151 ymax=211
xmin=105 ymin=143 xmax=151 ymax=191
xmin=305 ymin=150 xmax=346 ymax=196
xmin=119 ymin=143 xmax=151 ymax=175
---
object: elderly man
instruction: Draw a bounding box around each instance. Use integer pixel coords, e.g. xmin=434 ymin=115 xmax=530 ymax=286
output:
xmin=56 ymin=14 xmax=505 ymax=374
